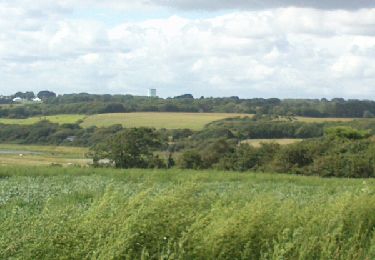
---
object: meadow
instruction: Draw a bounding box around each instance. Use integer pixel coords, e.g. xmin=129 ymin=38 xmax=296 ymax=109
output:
xmin=0 ymin=144 xmax=89 ymax=166
xmin=242 ymin=138 xmax=303 ymax=147
xmin=80 ymin=112 xmax=249 ymax=130
xmin=293 ymin=116 xmax=356 ymax=122
xmin=0 ymin=166 xmax=374 ymax=259
xmin=0 ymin=114 xmax=86 ymax=125
xmin=0 ymin=112 xmax=363 ymax=130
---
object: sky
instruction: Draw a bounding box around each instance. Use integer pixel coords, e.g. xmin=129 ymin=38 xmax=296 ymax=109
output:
xmin=0 ymin=0 xmax=375 ymax=98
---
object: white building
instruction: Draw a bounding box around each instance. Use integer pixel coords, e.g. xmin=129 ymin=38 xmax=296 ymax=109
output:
xmin=148 ymin=88 xmax=157 ymax=97
xmin=12 ymin=97 xmax=23 ymax=102
xmin=32 ymin=97 xmax=42 ymax=102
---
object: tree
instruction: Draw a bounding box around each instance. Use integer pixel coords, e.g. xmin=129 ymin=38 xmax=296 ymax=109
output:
xmin=90 ymin=128 xmax=163 ymax=168
xmin=13 ymin=91 xmax=35 ymax=100
xmin=174 ymin=94 xmax=194 ymax=99
xmin=37 ymin=90 xmax=56 ymax=100
xmin=325 ymin=127 xmax=371 ymax=140
xmin=178 ymin=150 xmax=203 ymax=169
xmin=363 ymin=110 xmax=375 ymax=118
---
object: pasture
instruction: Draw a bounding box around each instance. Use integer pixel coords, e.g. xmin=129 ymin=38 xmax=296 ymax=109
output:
xmin=0 ymin=114 xmax=86 ymax=125
xmin=0 ymin=112 xmax=363 ymax=130
xmin=294 ymin=116 xmax=357 ymax=122
xmin=0 ymin=166 xmax=374 ymax=259
xmin=0 ymin=144 xmax=89 ymax=166
xmin=80 ymin=112 xmax=249 ymax=130
xmin=243 ymin=138 xmax=303 ymax=147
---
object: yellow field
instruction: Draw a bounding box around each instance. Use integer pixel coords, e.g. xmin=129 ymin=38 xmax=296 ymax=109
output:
xmin=294 ymin=117 xmax=357 ymax=122
xmin=0 ymin=113 xmax=363 ymax=130
xmin=0 ymin=115 xmax=86 ymax=125
xmin=80 ymin=112 xmax=249 ymax=130
xmin=0 ymin=144 xmax=89 ymax=166
xmin=242 ymin=139 xmax=303 ymax=147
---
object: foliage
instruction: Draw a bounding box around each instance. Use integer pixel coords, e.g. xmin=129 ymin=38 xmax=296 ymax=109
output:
xmin=90 ymin=128 xmax=164 ymax=169
xmin=3 ymin=91 xmax=375 ymax=118
xmin=0 ymin=166 xmax=374 ymax=259
xmin=1 ymin=113 xmax=375 ymax=177
xmin=325 ymin=126 xmax=371 ymax=140
xmin=37 ymin=90 xmax=56 ymax=100
xmin=177 ymin=150 xmax=204 ymax=169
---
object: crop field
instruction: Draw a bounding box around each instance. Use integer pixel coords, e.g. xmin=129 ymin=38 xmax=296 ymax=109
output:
xmin=0 ymin=112 xmax=363 ymax=130
xmin=80 ymin=112 xmax=249 ymax=130
xmin=0 ymin=144 xmax=89 ymax=166
xmin=0 ymin=114 xmax=86 ymax=125
xmin=243 ymin=138 xmax=303 ymax=147
xmin=0 ymin=166 xmax=374 ymax=259
xmin=293 ymin=116 xmax=357 ymax=122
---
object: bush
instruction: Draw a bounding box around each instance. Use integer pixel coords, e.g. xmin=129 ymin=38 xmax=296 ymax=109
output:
xmin=178 ymin=150 xmax=204 ymax=169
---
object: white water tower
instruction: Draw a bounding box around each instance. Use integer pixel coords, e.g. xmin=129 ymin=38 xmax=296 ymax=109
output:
xmin=148 ymin=88 xmax=157 ymax=97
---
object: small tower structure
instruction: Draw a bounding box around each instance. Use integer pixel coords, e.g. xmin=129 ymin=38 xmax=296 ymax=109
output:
xmin=148 ymin=88 xmax=157 ymax=97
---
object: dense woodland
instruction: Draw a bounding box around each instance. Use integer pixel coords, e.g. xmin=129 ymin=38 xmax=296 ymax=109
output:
xmin=2 ymin=91 xmax=375 ymax=118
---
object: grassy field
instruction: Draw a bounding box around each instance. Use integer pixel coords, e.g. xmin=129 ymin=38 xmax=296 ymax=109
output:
xmin=0 ymin=166 xmax=374 ymax=259
xmin=0 ymin=114 xmax=86 ymax=125
xmin=0 ymin=113 xmax=363 ymax=129
xmin=243 ymin=138 xmax=303 ymax=147
xmin=293 ymin=116 xmax=357 ymax=122
xmin=80 ymin=112 xmax=249 ymax=130
xmin=0 ymin=144 xmax=89 ymax=166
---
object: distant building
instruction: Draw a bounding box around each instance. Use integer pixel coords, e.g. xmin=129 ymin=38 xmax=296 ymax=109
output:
xmin=12 ymin=97 xmax=23 ymax=102
xmin=32 ymin=97 xmax=42 ymax=103
xmin=148 ymin=88 xmax=157 ymax=97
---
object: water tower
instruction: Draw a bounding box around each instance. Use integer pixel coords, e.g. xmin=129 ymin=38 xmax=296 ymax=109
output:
xmin=148 ymin=88 xmax=157 ymax=97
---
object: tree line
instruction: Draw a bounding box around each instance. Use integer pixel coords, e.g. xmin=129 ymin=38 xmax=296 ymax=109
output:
xmin=2 ymin=92 xmax=375 ymax=118
xmin=89 ymin=126 xmax=375 ymax=178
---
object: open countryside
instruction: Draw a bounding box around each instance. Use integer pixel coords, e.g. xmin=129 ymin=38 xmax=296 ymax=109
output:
xmin=0 ymin=112 xmax=364 ymax=129
xmin=0 ymin=112 xmax=249 ymax=130
xmin=2 ymin=0 xmax=375 ymax=257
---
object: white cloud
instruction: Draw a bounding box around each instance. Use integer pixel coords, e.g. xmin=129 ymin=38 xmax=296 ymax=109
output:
xmin=149 ymin=0 xmax=375 ymax=11
xmin=0 ymin=2 xmax=375 ymax=98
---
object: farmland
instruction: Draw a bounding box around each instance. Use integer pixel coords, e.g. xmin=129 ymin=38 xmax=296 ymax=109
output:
xmin=0 ymin=144 xmax=89 ymax=166
xmin=293 ymin=116 xmax=357 ymax=123
xmin=0 ymin=112 xmax=247 ymax=129
xmin=0 ymin=112 xmax=364 ymax=130
xmin=242 ymin=138 xmax=303 ymax=147
xmin=0 ymin=166 xmax=374 ymax=259
xmin=80 ymin=112 xmax=249 ymax=130
xmin=0 ymin=114 xmax=86 ymax=125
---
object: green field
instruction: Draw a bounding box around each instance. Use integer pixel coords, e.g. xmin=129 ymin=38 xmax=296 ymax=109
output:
xmin=0 ymin=144 xmax=89 ymax=166
xmin=243 ymin=138 xmax=303 ymax=147
xmin=294 ymin=116 xmax=357 ymax=122
xmin=0 ymin=113 xmax=248 ymax=130
xmin=0 ymin=113 xmax=363 ymax=130
xmin=80 ymin=112 xmax=248 ymax=130
xmin=0 ymin=114 xmax=86 ymax=125
xmin=0 ymin=166 xmax=374 ymax=259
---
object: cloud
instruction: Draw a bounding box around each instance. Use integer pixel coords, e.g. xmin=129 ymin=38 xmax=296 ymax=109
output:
xmin=0 ymin=2 xmax=375 ymax=98
xmin=149 ymin=0 xmax=375 ymax=11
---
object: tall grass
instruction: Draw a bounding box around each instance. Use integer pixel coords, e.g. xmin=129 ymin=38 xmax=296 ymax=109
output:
xmin=0 ymin=166 xmax=374 ymax=259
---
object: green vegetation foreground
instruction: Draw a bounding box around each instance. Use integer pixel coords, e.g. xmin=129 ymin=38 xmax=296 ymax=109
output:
xmin=1 ymin=167 xmax=374 ymax=259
